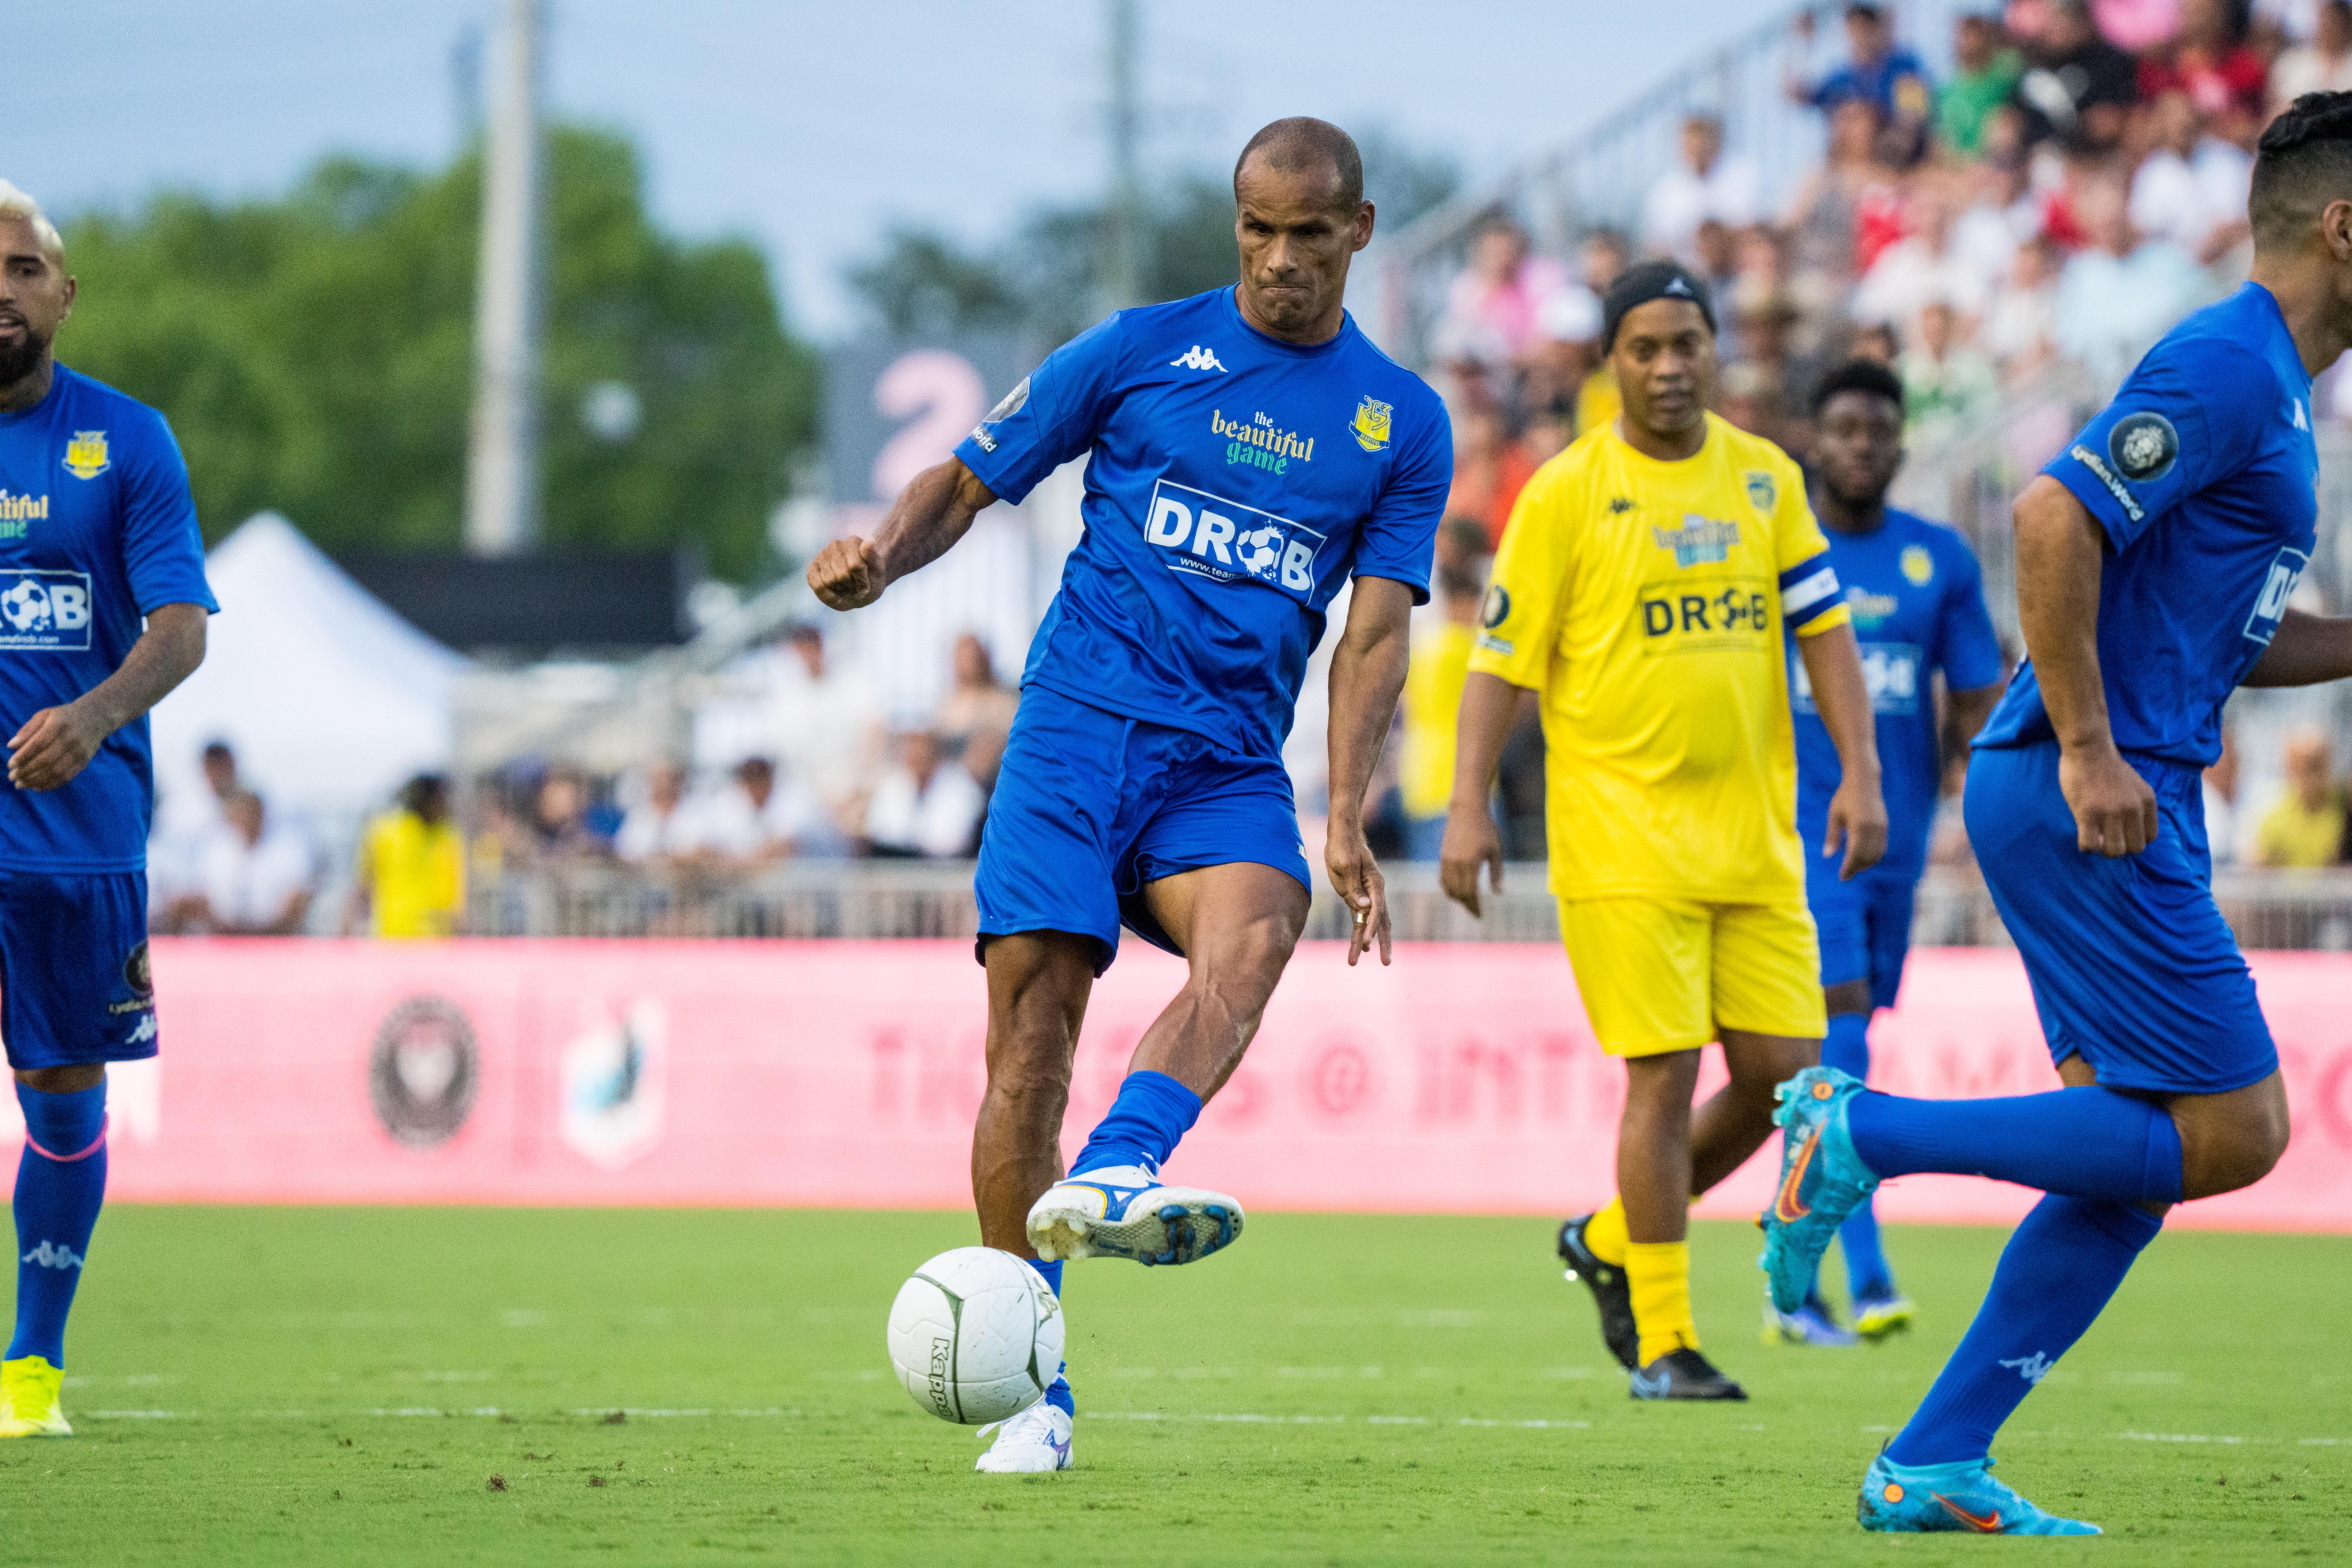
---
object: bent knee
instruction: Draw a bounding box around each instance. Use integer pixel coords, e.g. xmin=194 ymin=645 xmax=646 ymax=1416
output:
xmin=2177 ymin=1098 xmax=2291 ymax=1200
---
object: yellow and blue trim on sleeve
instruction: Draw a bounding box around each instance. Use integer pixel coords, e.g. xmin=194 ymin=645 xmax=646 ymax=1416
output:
xmin=1780 ymin=552 xmax=1850 ymax=637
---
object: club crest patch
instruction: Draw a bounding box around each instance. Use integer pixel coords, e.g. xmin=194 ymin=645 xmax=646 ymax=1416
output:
xmin=63 ymin=431 xmax=109 ymax=481
xmin=1744 ymin=470 xmax=1776 ymax=512
xmin=1350 ymin=396 xmax=1392 ymax=453
xmin=2108 ymin=412 xmax=2177 ymax=483
xmin=1901 ymin=544 xmax=1934 ymax=586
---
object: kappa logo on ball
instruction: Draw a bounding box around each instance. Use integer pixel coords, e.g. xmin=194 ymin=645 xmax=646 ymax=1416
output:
xmin=0 ymin=570 xmax=93 ymax=650
xmin=1142 ymin=478 xmax=1327 ymax=597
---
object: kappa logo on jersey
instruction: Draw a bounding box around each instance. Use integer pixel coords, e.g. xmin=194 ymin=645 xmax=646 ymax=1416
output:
xmin=2108 ymin=411 xmax=2178 ymax=483
xmin=1350 ymin=396 xmax=1391 ymax=452
xmin=1606 ymin=496 xmax=1635 ymax=515
xmin=1168 ymin=345 xmax=1228 ymax=372
xmin=0 ymin=569 xmax=93 ymax=650
xmin=2293 ymin=396 xmax=2310 ymax=432
xmin=63 ymin=430 xmax=109 ymax=481
xmin=1143 ymin=479 xmax=1327 ymax=596
xmin=2244 ymin=545 xmax=2310 ymax=645
xmin=1650 ymin=515 xmax=1741 ymax=568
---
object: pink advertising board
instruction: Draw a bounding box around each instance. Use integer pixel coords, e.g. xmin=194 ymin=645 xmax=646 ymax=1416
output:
xmin=11 ymin=939 xmax=2350 ymax=1230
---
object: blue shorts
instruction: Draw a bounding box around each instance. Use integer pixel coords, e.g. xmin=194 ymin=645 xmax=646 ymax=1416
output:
xmin=975 ymin=686 xmax=1312 ymax=973
xmin=1804 ymin=855 xmax=1918 ymax=1013
xmin=1964 ymin=742 xmax=2275 ymax=1096
xmin=0 ymin=869 xmax=156 ymax=1071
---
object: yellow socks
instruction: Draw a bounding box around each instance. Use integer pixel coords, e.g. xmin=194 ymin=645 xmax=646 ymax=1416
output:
xmin=1625 ymin=1241 xmax=1698 ymax=1367
xmin=1583 ymin=1197 xmax=1630 ymax=1266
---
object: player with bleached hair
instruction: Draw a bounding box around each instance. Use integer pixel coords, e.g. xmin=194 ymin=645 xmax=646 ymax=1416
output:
xmin=0 ymin=181 xmax=214 ymax=1439
xmin=807 ymin=119 xmax=1448 ymax=1473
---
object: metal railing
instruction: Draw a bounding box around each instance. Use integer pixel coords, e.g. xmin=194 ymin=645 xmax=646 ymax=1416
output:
xmin=463 ymin=861 xmax=2352 ymax=950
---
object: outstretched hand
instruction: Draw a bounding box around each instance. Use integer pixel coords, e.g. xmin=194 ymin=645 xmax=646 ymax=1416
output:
xmin=807 ymin=536 xmax=886 ymax=610
xmin=1326 ymin=818 xmax=1392 ymax=968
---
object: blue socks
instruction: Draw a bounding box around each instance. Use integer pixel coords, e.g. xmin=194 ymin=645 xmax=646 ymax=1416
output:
xmin=1069 ymin=1070 xmax=1202 ymax=1179
xmin=1023 ymin=1257 xmax=1074 ymax=1415
xmin=1819 ymin=1013 xmax=1894 ymax=1301
xmin=1886 ymin=1194 xmax=2163 ymax=1466
xmin=1846 ymin=1085 xmax=2184 ymax=1204
xmin=10 ymin=1080 xmax=109 ymax=1367
xmin=1026 ymin=1258 xmax=1062 ymax=1297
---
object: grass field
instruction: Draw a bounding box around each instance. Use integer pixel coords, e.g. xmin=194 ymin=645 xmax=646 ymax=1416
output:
xmin=6 ymin=1208 xmax=2347 ymax=1566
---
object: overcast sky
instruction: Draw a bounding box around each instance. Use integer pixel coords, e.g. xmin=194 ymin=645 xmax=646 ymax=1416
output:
xmin=17 ymin=0 xmax=1782 ymax=338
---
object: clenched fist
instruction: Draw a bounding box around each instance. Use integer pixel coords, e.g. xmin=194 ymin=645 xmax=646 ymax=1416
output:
xmin=807 ymin=536 xmax=886 ymax=610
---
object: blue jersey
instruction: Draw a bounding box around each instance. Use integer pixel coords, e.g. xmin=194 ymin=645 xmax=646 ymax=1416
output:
xmin=953 ymin=287 xmax=1450 ymax=760
xmin=0 ymin=366 xmax=215 ymax=872
xmin=1977 ymin=283 xmax=2319 ymax=768
xmin=1791 ymin=508 xmax=2004 ymax=875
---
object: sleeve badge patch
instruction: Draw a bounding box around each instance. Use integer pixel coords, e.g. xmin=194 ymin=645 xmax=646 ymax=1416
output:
xmin=2108 ymin=411 xmax=2177 ymax=483
xmin=1744 ymin=470 xmax=1777 ymax=512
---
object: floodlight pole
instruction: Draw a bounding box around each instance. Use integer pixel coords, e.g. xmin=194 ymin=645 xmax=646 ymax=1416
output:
xmin=1102 ymin=0 xmax=1144 ymax=314
xmin=464 ymin=0 xmax=545 ymax=558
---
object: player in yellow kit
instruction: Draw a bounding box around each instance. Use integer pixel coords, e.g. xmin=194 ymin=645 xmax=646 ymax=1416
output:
xmin=1441 ymin=262 xmax=1886 ymax=1400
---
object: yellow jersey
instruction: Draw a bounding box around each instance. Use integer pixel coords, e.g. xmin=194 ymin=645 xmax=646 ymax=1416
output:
xmin=1468 ymin=413 xmax=1849 ymax=902
xmin=360 ymin=811 xmax=466 ymax=938
xmin=1400 ymin=617 xmax=1477 ymax=819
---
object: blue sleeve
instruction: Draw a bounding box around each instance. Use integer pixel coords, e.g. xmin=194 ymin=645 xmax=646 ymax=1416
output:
xmin=119 ymin=408 xmax=217 ymax=616
xmin=1349 ymin=395 xmax=1452 ymax=605
xmin=953 ymin=313 xmax=1126 ymax=506
xmin=1806 ymin=67 xmax=1852 ymax=109
xmin=2042 ymin=336 xmax=2265 ymax=554
xmin=1933 ymin=537 xmax=2005 ymax=693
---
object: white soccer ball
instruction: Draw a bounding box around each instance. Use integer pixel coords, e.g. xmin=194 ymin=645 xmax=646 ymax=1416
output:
xmin=886 ymin=1246 xmax=1064 ymax=1425
xmin=1235 ymin=524 xmax=1283 ymax=578
xmin=0 ymin=579 xmax=50 ymax=632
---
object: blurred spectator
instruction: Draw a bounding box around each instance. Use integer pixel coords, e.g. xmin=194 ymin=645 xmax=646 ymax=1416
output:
xmin=1853 ymin=182 xmax=1994 ymax=328
xmin=1440 ymin=219 xmax=1569 ymax=367
xmin=1692 ymin=220 xmax=1743 ymax=321
xmin=2270 ymin=0 xmax=2352 ymax=114
xmin=1792 ymin=5 xmax=1936 ymax=148
xmin=1716 ymin=358 xmax=1793 ymax=448
xmin=864 ymin=730 xmax=985 ymax=859
xmin=2140 ymin=0 xmax=2269 ymax=137
xmin=2255 ymin=727 xmax=2346 ymax=869
xmin=1785 ymin=99 xmax=1905 ymax=283
xmin=2054 ymin=179 xmax=2203 ymax=373
xmin=1983 ymin=234 xmax=2065 ymax=377
xmin=1951 ymin=145 xmax=2039 ymax=286
xmin=1642 ymin=113 xmax=1762 ymax=265
xmin=2130 ymin=89 xmax=2255 ymax=262
xmin=1399 ymin=532 xmax=1488 ymax=860
xmin=698 ymin=756 xmax=822 ymax=869
xmin=2092 ymin=0 xmax=2187 ymax=53
xmin=1851 ymin=321 xmax=1901 ymax=364
xmin=1570 ymin=231 xmax=1634 ymax=437
xmin=524 ymin=767 xmax=610 ymax=863
xmin=153 ymin=737 xmax=244 ymax=912
xmin=1939 ymin=13 xmax=2027 ymax=155
xmin=1579 ymin=228 xmax=1632 ymax=295
xmin=1448 ymin=407 xmax=1541 ymax=549
xmin=347 ymin=774 xmax=464 ymax=938
xmin=171 ymin=790 xmax=317 ymax=936
xmin=1523 ymin=286 xmax=1602 ymax=453
xmin=935 ymin=632 xmax=1019 ymax=782
xmin=2204 ymin=725 xmax=2244 ymax=869
xmin=614 ymin=760 xmax=702 ymax=865
xmin=2259 ymin=0 xmax=2325 ymax=45
xmin=1898 ymin=298 xmax=2000 ymax=446
xmin=2013 ymin=0 xmax=2139 ymax=149
xmin=770 ymin=622 xmax=885 ymax=845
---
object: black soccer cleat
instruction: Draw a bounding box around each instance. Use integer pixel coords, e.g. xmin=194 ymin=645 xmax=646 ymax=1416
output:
xmin=1628 ymin=1347 xmax=1748 ymax=1402
xmin=1557 ymin=1213 xmax=1640 ymax=1371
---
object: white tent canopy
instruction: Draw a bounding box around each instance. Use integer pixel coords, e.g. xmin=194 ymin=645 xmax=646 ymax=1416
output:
xmin=150 ymin=512 xmax=470 ymax=825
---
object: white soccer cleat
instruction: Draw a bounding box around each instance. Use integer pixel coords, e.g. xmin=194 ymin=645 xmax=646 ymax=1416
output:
xmin=1024 ymin=1164 xmax=1245 ymax=1266
xmin=974 ymin=1400 xmax=1073 ymax=1473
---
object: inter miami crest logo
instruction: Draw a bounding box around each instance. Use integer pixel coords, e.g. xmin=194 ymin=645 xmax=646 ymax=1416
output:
xmin=368 ymin=995 xmax=479 ymax=1150
xmin=2109 ymin=412 xmax=2178 ymax=484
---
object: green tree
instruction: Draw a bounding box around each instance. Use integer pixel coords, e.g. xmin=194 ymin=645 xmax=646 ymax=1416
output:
xmin=56 ymin=126 xmax=816 ymax=582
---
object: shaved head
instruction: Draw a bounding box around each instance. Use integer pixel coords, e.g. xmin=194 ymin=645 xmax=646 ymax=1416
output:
xmin=1232 ymin=117 xmax=1363 ymax=211
xmin=2252 ymin=92 xmax=2352 ymax=251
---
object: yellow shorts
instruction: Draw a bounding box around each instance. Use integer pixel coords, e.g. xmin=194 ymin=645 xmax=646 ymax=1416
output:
xmin=1557 ymin=896 xmax=1826 ymax=1056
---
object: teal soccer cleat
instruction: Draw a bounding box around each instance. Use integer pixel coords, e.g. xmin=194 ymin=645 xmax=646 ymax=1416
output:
xmin=1858 ymin=1452 xmax=2101 ymax=1535
xmin=1757 ymin=1067 xmax=1880 ymax=1313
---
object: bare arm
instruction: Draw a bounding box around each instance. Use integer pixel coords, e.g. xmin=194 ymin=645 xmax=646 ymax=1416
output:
xmin=1795 ymin=621 xmax=1888 ymax=879
xmin=1437 ymin=670 xmax=1524 ymax=917
xmin=806 ymin=458 xmax=999 ymax=610
xmin=8 ymin=601 xmax=207 ymax=791
xmin=2012 ymin=474 xmax=2156 ymax=856
xmin=1325 ymin=577 xmax=1415 ymax=968
xmin=2244 ymin=608 xmax=2352 ymax=687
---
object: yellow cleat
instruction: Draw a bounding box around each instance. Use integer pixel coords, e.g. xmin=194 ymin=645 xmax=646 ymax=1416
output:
xmin=1853 ymin=1294 xmax=1917 ymax=1342
xmin=0 ymin=1355 xmax=72 ymax=1438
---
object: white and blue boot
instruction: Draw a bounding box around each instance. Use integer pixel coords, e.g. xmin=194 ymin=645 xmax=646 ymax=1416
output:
xmin=1025 ymin=1164 xmax=1244 ymax=1266
xmin=975 ymin=1388 xmax=1074 ymax=1473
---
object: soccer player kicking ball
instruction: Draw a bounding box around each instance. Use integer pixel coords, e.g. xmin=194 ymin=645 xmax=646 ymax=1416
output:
xmin=1441 ymin=262 xmax=1886 ymax=1402
xmin=1764 ymin=360 xmax=2005 ymax=1350
xmin=0 ymin=183 xmax=213 ymax=1439
xmin=1760 ymin=95 xmax=2352 ymax=1535
xmin=808 ymin=120 xmax=1447 ymax=1473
